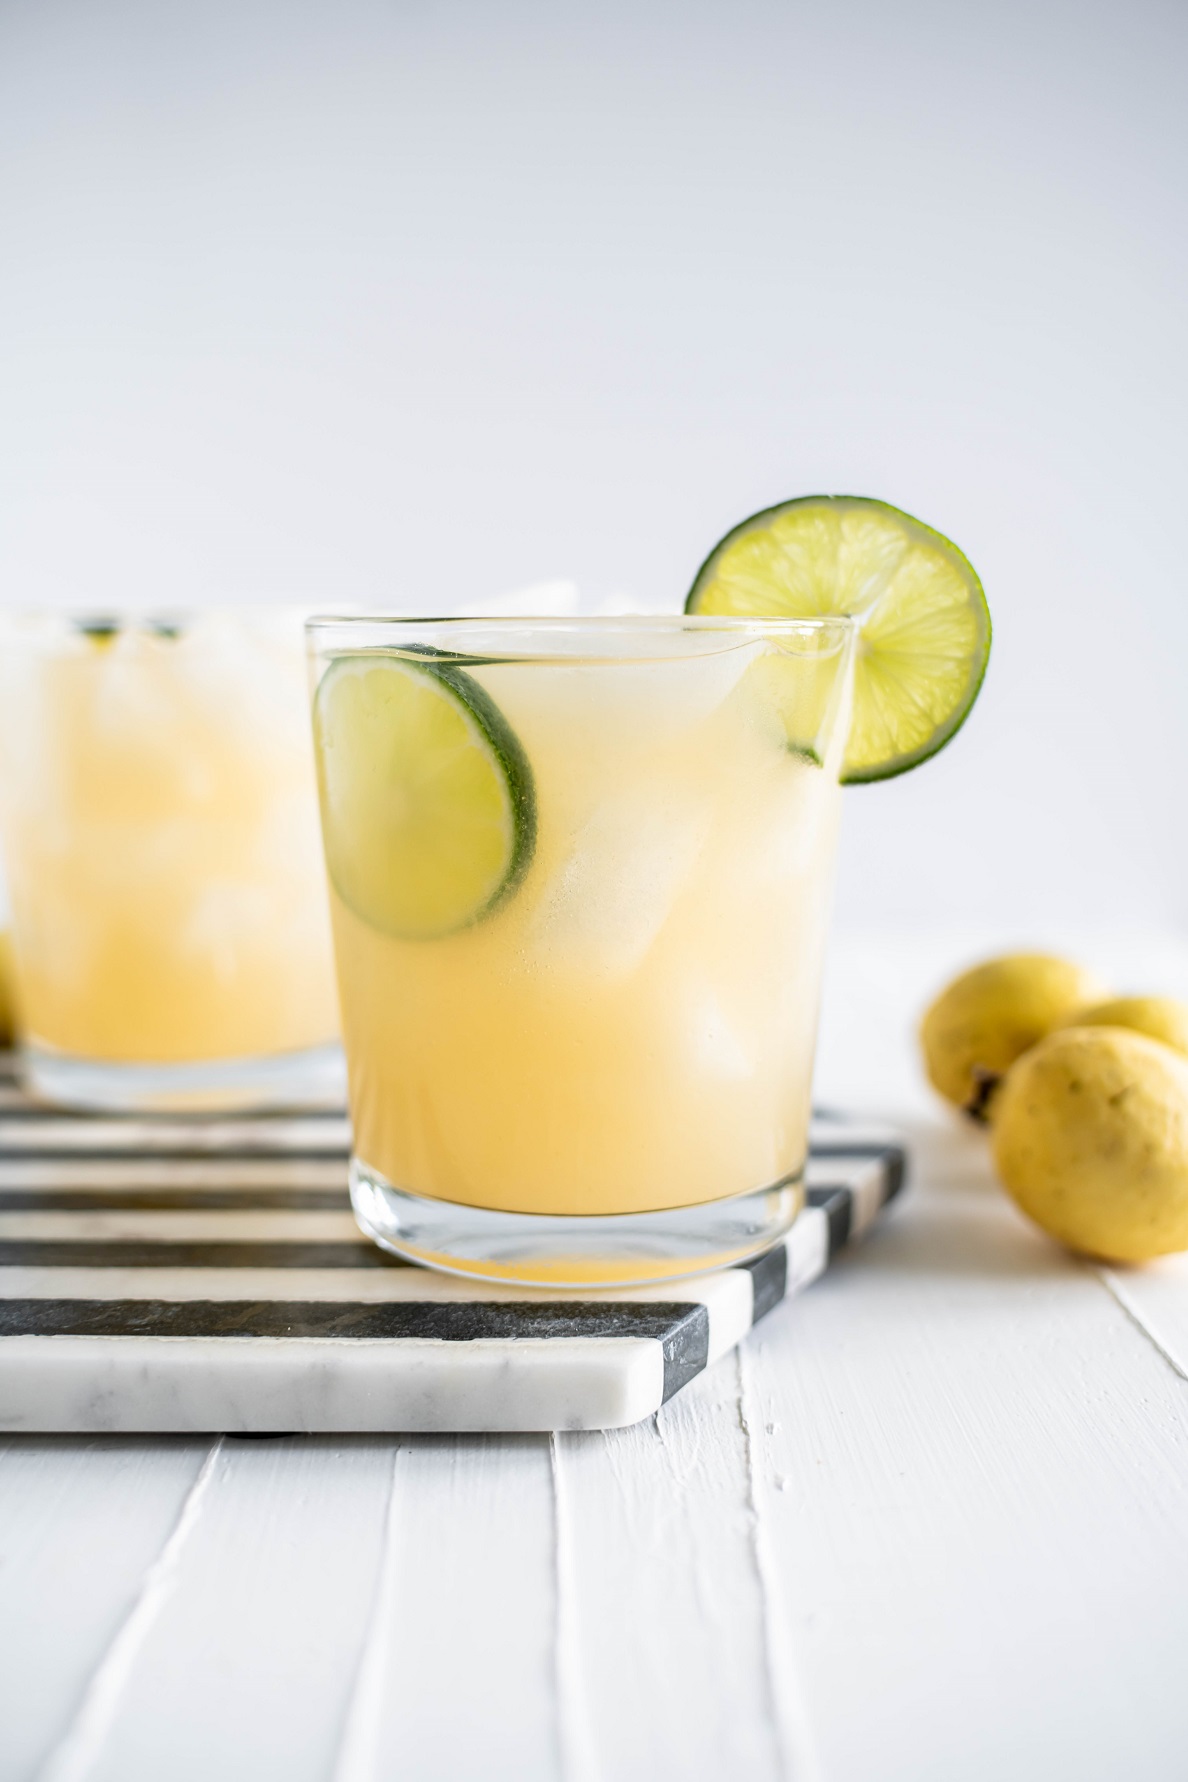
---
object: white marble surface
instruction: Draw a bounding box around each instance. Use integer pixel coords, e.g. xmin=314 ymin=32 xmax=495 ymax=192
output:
xmin=0 ymin=1088 xmax=897 ymax=1435
xmin=0 ymin=1190 xmax=842 ymax=1433
xmin=3 ymin=935 xmax=1188 ymax=1781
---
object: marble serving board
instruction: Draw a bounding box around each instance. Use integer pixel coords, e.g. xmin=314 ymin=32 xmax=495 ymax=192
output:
xmin=0 ymin=1059 xmax=905 ymax=1433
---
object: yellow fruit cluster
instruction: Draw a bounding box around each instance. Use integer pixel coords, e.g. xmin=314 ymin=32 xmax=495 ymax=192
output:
xmin=920 ymin=954 xmax=1188 ymax=1263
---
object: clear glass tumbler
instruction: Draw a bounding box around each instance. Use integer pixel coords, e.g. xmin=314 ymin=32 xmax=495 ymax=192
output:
xmin=308 ymin=614 xmax=856 ymax=1285
xmin=0 ymin=611 xmax=342 ymax=1110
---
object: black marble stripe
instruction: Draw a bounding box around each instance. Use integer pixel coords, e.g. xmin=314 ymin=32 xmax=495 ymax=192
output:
xmin=740 ymin=1244 xmax=788 ymax=1322
xmin=0 ymin=1147 xmax=351 ymax=1163
xmin=0 ymin=1241 xmax=408 ymax=1270
xmin=881 ymin=1149 xmax=907 ymax=1202
xmin=0 ymin=1105 xmax=349 ymax=1124
xmin=0 ymin=1188 xmax=351 ymax=1211
xmin=810 ymin=1141 xmax=904 ymax=1168
xmin=0 ymin=1296 xmax=709 ymax=1370
xmin=0 ymin=1107 xmax=95 ymax=1122
xmin=659 ymin=1304 xmax=710 ymax=1402
xmin=807 ymin=1184 xmax=853 ymax=1255
xmin=812 ymin=1143 xmax=906 ymax=1208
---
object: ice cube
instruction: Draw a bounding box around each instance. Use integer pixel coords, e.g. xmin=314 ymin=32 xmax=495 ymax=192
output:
xmin=528 ymin=780 xmax=710 ymax=979
xmin=488 ymin=637 xmax=763 ymax=766
xmin=744 ymin=758 xmax=837 ymax=886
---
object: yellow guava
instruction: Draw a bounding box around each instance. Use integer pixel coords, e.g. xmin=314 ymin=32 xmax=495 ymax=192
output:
xmin=1056 ymin=995 xmax=1188 ymax=1059
xmin=992 ymin=1026 xmax=1188 ymax=1262
xmin=920 ymin=953 xmax=1106 ymax=1117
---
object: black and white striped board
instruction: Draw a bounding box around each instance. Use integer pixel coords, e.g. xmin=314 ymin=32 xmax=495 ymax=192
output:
xmin=0 ymin=1059 xmax=905 ymax=1432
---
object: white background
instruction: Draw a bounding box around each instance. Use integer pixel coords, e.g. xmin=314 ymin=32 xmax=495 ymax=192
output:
xmin=1 ymin=0 xmax=1186 ymax=938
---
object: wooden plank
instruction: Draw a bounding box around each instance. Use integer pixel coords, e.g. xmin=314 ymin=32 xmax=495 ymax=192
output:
xmin=0 ymin=1434 xmax=210 ymax=1781
xmin=35 ymin=1437 xmax=396 ymax=1782
xmin=744 ymin=1116 xmax=1188 ymax=1782
xmin=558 ymin=1355 xmax=818 ymax=1781
xmin=333 ymin=1435 xmax=560 ymax=1782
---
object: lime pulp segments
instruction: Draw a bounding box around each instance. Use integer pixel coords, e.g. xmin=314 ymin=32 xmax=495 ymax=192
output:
xmin=313 ymin=653 xmax=536 ymax=939
xmin=686 ymin=495 xmax=991 ymax=782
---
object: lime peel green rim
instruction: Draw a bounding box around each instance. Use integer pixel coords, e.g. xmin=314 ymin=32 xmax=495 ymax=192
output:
xmin=425 ymin=656 xmax=537 ymax=917
xmin=314 ymin=650 xmax=536 ymax=940
xmin=685 ymin=493 xmax=991 ymax=784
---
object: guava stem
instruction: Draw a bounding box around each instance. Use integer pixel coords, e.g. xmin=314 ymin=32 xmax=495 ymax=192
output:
xmin=964 ymin=1066 xmax=1004 ymax=1125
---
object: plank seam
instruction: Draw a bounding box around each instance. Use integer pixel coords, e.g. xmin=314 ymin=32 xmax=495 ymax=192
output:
xmin=1094 ymin=1269 xmax=1188 ymax=1384
xmin=736 ymin=1347 xmax=824 ymax=1782
xmin=33 ymin=1437 xmax=226 ymax=1782
xmin=550 ymin=1432 xmax=602 ymax=1782
xmin=329 ymin=1443 xmax=402 ymax=1782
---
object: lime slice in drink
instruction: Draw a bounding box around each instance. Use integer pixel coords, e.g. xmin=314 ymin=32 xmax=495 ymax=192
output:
xmin=686 ymin=495 xmax=991 ymax=782
xmin=313 ymin=654 xmax=536 ymax=939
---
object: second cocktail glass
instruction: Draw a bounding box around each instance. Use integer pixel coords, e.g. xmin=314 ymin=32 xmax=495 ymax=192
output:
xmin=0 ymin=611 xmax=341 ymax=1110
xmin=308 ymin=614 xmax=856 ymax=1285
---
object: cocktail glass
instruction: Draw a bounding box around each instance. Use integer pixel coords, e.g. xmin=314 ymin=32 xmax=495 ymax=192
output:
xmin=0 ymin=611 xmax=341 ymax=1110
xmin=307 ymin=614 xmax=856 ymax=1285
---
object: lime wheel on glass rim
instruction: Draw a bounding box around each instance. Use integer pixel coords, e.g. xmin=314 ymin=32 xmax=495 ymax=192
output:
xmin=686 ymin=494 xmax=991 ymax=781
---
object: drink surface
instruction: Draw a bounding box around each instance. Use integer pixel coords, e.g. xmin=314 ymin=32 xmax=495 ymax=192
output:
xmin=320 ymin=629 xmax=846 ymax=1217
xmin=0 ymin=614 xmax=339 ymax=1063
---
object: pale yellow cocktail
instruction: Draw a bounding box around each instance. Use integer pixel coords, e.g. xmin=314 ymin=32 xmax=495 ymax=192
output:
xmin=0 ymin=612 xmax=339 ymax=1109
xmin=309 ymin=616 xmax=854 ymax=1282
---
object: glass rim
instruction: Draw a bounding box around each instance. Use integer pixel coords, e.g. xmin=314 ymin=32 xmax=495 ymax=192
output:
xmin=305 ymin=611 xmax=858 ymax=662
xmin=0 ymin=607 xmax=307 ymax=632
xmin=306 ymin=611 xmax=856 ymax=630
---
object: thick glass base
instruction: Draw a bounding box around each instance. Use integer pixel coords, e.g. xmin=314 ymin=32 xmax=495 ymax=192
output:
xmin=20 ymin=1041 xmax=347 ymax=1114
xmin=350 ymin=1157 xmax=804 ymax=1288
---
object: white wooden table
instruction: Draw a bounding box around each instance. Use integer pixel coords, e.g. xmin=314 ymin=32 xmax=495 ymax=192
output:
xmin=3 ymin=937 xmax=1188 ymax=1782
